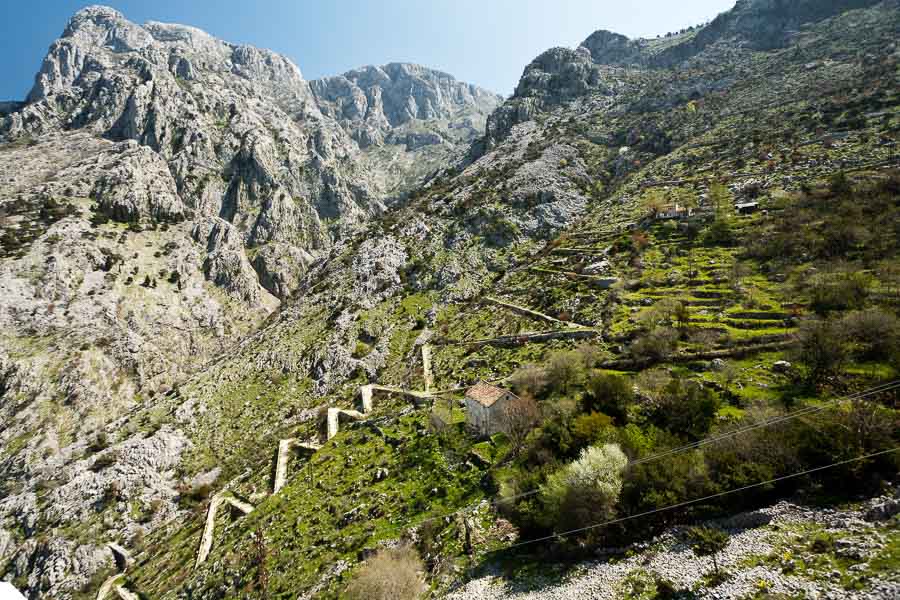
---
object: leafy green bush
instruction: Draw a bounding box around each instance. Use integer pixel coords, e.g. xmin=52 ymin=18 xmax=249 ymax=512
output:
xmin=352 ymin=340 xmax=372 ymax=359
xmin=571 ymin=412 xmax=616 ymax=447
xmin=841 ymin=308 xmax=900 ymax=361
xmin=539 ymin=444 xmax=628 ymax=534
xmin=688 ymin=526 xmax=730 ymax=577
xmin=807 ymin=270 xmax=872 ymax=314
xmin=583 ymin=373 xmax=633 ymax=423
xmin=649 ymin=378 xmax=719 ymax=440
xmin=630 ymin=327 xmax=679 ymax=362
xmin=702 ymin=218 xmax=736 ymax=246
xmin=544 ymin=350 xmax=586 ymax=394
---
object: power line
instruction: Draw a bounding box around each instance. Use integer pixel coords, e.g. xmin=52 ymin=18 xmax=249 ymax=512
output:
xmin=630 ymin=379 xmax=900 ymax=466
xmin=505 ymin=446 xmax=899 ymax=550
xmin=412 ymin=380 xmax=898 ymax=527
xmin=484 ymin=380 xmax=899 ymax=509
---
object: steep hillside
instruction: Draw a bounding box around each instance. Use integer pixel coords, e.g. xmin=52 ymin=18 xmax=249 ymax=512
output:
xmin=1 ymin=1 xmax=899 ymax=599
xmin=0 ymin=6 xmax=499 ymax=598
xmin=312 ymin=63 xmax=502 ymax=195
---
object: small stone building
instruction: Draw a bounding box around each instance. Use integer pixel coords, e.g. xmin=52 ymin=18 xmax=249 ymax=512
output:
xmin=657 ymin=203 xmax=693 ymax=220
xmin=465 ymin=382 xmax=519 ymax=436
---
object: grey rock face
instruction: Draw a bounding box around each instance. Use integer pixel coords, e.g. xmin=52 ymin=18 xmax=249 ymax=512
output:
xmin=91 ymin=141 xmax=187 ymax=222
xmin=250 ymin=242 xmax=314 ymax=300
xmin=579 ymin=30 xmax=644 ymax=66
xmin=483 ymin=0 xmax=883 ymax=149
xmin=311 ymin=62 xmax=501 ymax=148
xmin=192 ymin=216 xmax=276 ymax=307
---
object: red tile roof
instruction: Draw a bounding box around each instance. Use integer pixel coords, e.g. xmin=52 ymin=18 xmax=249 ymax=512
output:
xmin=465 ymin=382 xmax=516 ymax=408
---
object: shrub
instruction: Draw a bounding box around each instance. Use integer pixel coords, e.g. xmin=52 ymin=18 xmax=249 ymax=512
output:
xmin=702 ymin=219 xmax=736 ymax=246
xmin=344 ymin=545 xmax=425 ymax=600
xmin=539 ymin=444 xmax=628 ymax=534
xmin=630 ymin=327 xmax=679 ymax=362
xmin=650 ymin=378 xmax=719 ymax=440
xmin=583 ymin=374 xmax=634 ymax=423
xmin=796 ymin=319 xmax=848 ymax=383
xmin=635 ymin=369 xmax=672 ymax=405
xmin=841 ymin=309 xmax=900 ymax=361
xmin=508 ymin=364 xmax=549 ymax=398
xmin=526 ymin=406 xmax=578 ymax=463
xmin=807 ymin=270 xmax=871 ymax=314
xmin=545 ymin=350 xmax=585 ymax=394
xmin=177 ymin=483 xmax=213 ymax=509
xmin=637 ymin=298 xmax=683 ymax=329
xmin=352 ymin=341 xmax=372 ymax=359
xmin=687 ymin=526 xmax=730 ymax=577
xmin=575 ymin=342 xmax=604 ymax=368
xmin=623 ymin=446 xmax=709 ymax=515
xmin=829 ymin=171 xmax=852 ymax=196
xmin=88 ymin=433 xmax=110 ymax=453
xmin=705 ymin=421 xmax=799 ymax=496
xmin=790 ymin=400 xmax=899 ymax=481
xmin=90 ymin=451 xmax=119 ymax=472
xmin=571 ymin=412 xmax=616 ymax=447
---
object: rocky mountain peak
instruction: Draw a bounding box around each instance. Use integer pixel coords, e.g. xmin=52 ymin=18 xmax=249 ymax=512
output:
xmin=310 ymin=62 xmax=501 ymax=148
xmin=61 ymin=4 xmax=152 ymax=51
xmin=483 ymin=0 xmax=888 ymax=150
xmin=578 ymin=29 xmax=644 ymax=66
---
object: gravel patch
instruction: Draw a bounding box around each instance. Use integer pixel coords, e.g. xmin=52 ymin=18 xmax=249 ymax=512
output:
xmin=445 ymin=496 xmax=900 ymax=600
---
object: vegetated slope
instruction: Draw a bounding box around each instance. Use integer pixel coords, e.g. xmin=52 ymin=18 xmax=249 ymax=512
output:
xmin=101 ymin=1 xmax=900 ymax=599
xmin=2 ymin=1 xmax=900 ymax=599
xmin=0 ymin=6 xmax=500 ymax=598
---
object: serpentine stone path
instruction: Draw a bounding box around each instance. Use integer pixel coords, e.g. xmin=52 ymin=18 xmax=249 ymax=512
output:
xmin=422 ymin=343 xmax=434 ymax=392
xmin=273 ymin=439 xmax=321 ymax=493
xmin=96 ymin=577 xmax=139 ymax=600
xmin=196 ymin=493 xmax=255 ymax=566
xmin=95 ymin=543 xmax=137 ymax=600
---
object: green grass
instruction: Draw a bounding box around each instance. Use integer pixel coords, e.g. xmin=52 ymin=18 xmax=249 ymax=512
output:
xmin=129 ymin=402 xmax=489 ymax=598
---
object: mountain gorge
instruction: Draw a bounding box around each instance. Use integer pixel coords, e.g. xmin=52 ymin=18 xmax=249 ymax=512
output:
xmin=1 ymin=2 xmax=899 ymax=599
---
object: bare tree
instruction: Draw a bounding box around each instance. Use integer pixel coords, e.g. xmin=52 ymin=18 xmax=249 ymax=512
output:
xmin=498 ymin=394 xmax=540 ymax=454
xmin=252 ymin=526 xmax=269 ymax=594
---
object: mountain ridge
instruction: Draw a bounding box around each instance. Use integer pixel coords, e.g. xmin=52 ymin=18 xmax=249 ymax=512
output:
xmin=1 ymin=1 xmax=899 ymax=598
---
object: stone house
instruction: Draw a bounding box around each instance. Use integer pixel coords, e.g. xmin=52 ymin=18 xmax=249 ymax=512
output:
xmin=465 ymin=382 xmax=519 ymax=436
xmin=657 ymin=203 xmax=693 ymax=220
xmin=735 ymin=201 xmax=760 ymax=215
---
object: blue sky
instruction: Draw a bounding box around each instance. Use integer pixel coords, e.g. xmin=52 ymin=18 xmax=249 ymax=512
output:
xmin=0 ymin=1 xmax=735 ymax=100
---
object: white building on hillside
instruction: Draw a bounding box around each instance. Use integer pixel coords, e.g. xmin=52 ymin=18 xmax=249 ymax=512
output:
xmin=465 ymin=382 xmax=518 ymax=436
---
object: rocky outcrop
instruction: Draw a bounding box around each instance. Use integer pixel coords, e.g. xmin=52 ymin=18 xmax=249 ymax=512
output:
xmin=250 ymin=242 xmax=315 ymax=299
xmin=192 ymin=217 xmax=276 ymax=307
xmin=483 ymin=0 xmax=884 ymax=148
xmin=311 ymin=63 xmax=501 ymax=148
xmin=90 ymin=142 xmax=187 ymax=222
